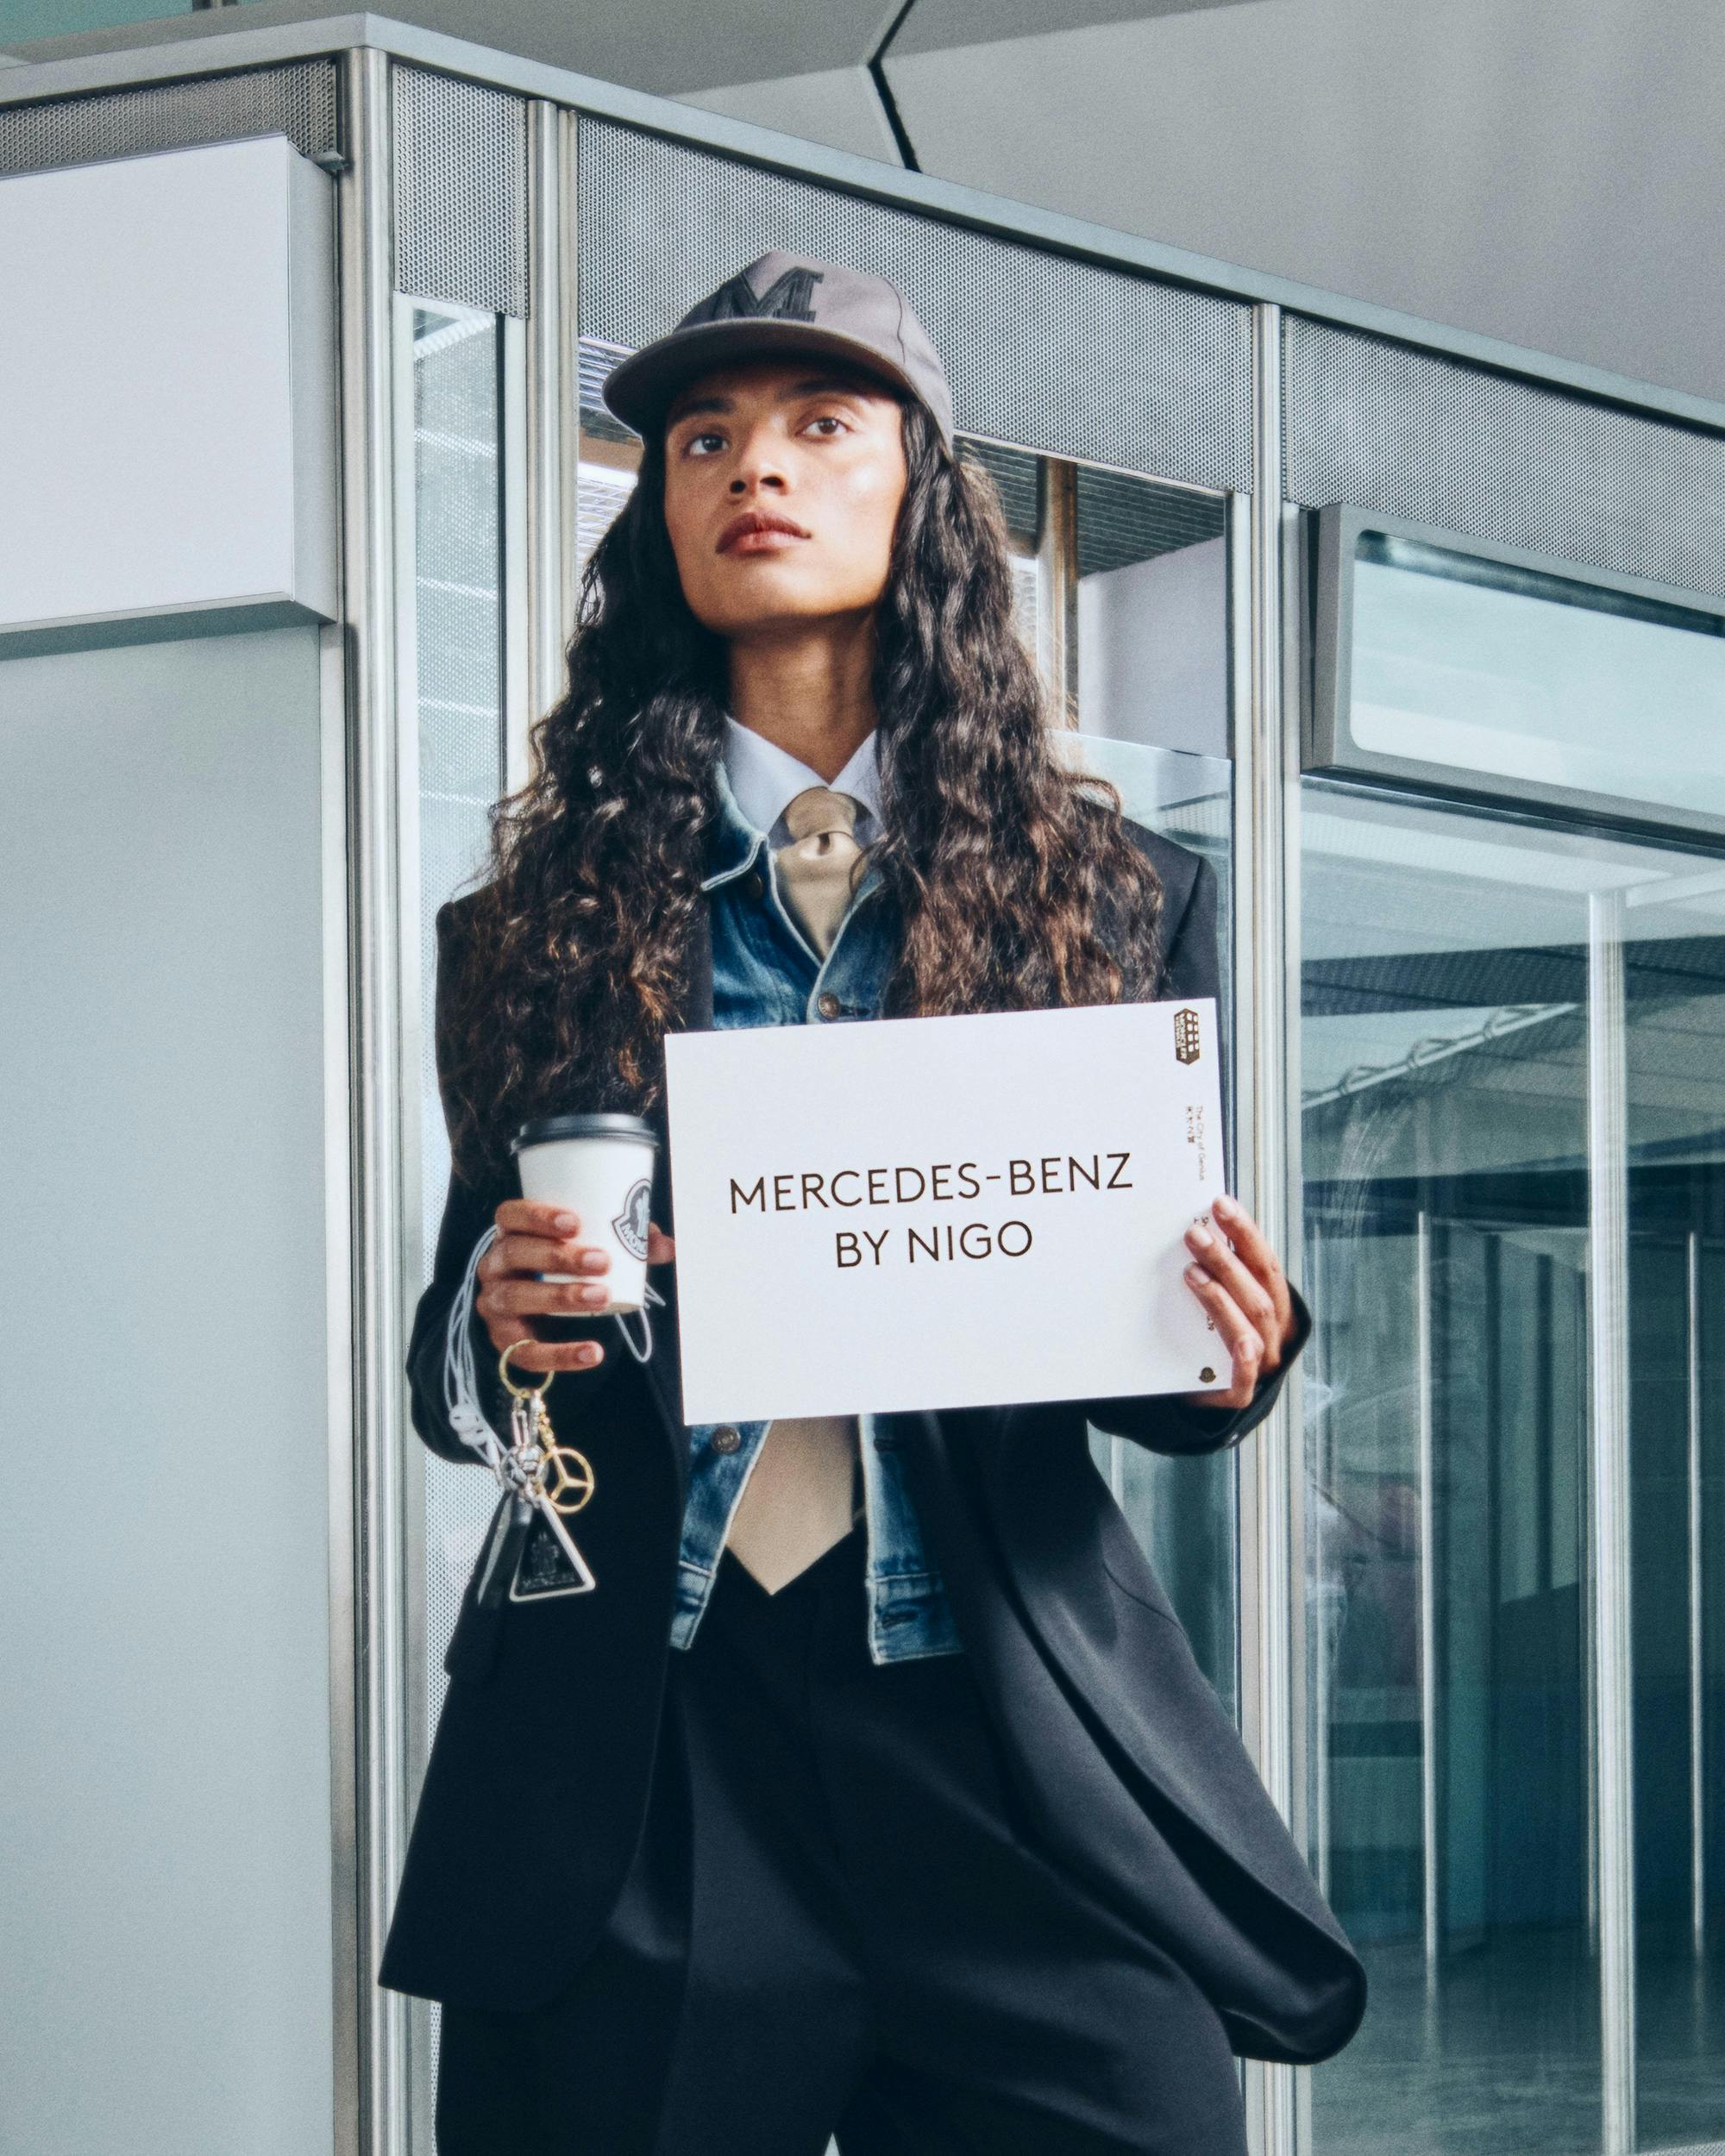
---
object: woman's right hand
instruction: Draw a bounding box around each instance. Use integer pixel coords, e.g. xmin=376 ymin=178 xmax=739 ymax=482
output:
xmin=476 ymin=1199 xmax=675 ymax=1375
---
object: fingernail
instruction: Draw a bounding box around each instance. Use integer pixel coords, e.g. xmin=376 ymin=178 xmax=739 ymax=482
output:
xmin=1185 ymin=1263 xmax=1206 ymax=1285
xmin=1187 ymin=1224 xmax=1212 ymax=1249
xmin=1213 ymin=1194 xmax=1238 ymax=1219
xmin=554 ymin=1211 xmax=580 ymax=1232
xmin=580 ymin=1284 xmax=607 ymax=1307
xmin=580 ymin=1251 xmax=609 ymax=1274
xmin=579 ymin=1344 xmax=601 ymax=1364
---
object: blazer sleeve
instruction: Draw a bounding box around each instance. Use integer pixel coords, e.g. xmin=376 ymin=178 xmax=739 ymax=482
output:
xmin=405 ymin=898 xmax=623 ymax=1468
xmin=1081 ymin=843 xmax=1314 ymax=1457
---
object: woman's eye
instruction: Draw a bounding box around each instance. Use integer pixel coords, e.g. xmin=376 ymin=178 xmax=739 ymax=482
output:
xmin=684 ymin=429 xmax=726 ymax=456
xmin=803 ymin=413 xmax=850 ymax=438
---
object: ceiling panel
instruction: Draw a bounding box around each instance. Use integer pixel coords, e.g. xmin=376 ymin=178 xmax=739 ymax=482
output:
xmin=881 ymin=0 xmax=1725 ymax=406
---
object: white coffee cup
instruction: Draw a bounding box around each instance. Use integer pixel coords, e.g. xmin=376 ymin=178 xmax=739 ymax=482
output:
xmin=511 ymin=1113 xmax=661 ymax=1314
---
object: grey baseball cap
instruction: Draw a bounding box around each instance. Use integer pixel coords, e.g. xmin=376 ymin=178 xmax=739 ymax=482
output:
xmin=600 ymin=251 xmax=956 ymax=452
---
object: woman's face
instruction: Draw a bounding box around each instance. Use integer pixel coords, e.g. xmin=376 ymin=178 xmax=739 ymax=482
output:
xmin=659 ymin=356 xmax=909 ymax=642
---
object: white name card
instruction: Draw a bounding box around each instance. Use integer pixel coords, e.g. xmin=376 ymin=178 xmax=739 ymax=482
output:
xmin=662 ymin=998 xmax=1230 ymax=1423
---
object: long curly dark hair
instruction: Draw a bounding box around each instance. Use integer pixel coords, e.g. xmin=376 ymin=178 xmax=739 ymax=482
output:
xmin=440 ymin=397 xmax=1167 ymax=1184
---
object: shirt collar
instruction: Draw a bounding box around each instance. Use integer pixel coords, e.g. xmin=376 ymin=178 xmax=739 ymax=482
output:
xmin=720 ymin=714 xmax=883 ymax=847
xmin=702 ymin=720 xmax=887 ymax=905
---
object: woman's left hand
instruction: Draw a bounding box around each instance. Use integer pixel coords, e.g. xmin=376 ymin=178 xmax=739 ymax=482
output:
xmin=1173 ymin=1193 xmax=1296 ymax=1413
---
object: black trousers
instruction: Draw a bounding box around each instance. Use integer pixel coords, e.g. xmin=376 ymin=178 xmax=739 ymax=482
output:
xmin=434 ymin=1523 xmax=1247 ymax=2155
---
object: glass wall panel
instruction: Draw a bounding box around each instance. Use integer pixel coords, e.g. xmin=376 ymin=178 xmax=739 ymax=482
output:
xmin=1302 ymin=777 xmax=1725 ymax=2156
xmin=400 ymin=298 xmax=510 ymax=2142
xmin=575 ymin=344 xmax=640 ymax=575
xmin=893 ymin=439 xmax=1242 ymax=1705
xmin=1068 ymin=467 xmax=1238 ymax=1710
xmin=405 ymin=302 xmax=510 ymax=1721
xmin=1302 ymin=780 xmax=1599 ymax=2156
xmin=1622 ymin=863 xmax=1725 ymax=2151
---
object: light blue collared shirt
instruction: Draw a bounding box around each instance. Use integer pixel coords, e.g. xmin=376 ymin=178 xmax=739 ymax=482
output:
xmin=720 ymin=711 xmax=884 ymax=856
xmin=667 ymin=724 xmax=963 ymax=1665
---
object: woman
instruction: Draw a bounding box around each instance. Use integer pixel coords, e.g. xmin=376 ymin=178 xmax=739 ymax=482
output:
xmin=382 ymin=254 xmax=1364 ymax=2154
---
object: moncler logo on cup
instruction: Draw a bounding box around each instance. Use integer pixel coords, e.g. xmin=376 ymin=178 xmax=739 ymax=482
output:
xmin=612 ymin=1178 xmax=652 ymax=1262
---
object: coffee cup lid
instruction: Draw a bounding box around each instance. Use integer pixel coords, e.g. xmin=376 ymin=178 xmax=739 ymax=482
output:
xmin=511 ymin=1112 xmax=660 ymax=1152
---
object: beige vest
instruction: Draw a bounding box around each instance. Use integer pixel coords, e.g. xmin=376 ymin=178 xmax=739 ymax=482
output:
xmin=724 ymin=1414 xmax=864 ymax=1594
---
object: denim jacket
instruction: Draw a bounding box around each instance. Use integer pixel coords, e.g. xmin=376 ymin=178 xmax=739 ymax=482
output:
xmin=668 ymin=759 xmax=964 ymax=1666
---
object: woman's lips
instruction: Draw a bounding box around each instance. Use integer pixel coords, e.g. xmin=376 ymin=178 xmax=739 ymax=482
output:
xmin=716 ymin=511 xmax=810 ymax=555
xmin=723 ymin=527 xmax=806 ymax=555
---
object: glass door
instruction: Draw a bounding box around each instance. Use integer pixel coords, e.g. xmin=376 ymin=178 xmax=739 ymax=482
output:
xmin=1300 ymin=778 xmax=1725 ymax=2156
xmin=1622 ymin=863 xmax=1725 ymax=2152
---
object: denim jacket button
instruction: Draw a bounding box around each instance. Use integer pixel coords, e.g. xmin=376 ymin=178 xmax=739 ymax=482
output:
xmin=816 ymin=990 xmax=842 ymax=1019
xmin=742 ymin=870 xmax=765 ymax=902
xmin=712 ymin=1426 xmax=742 ymax=1453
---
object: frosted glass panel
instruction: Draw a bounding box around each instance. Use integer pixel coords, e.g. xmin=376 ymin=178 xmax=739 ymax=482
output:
xmin=1344 ymin=531 xmax=1725 ymax=820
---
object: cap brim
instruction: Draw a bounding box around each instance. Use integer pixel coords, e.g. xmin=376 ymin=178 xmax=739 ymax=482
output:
xmin=599 ymin=318 xmax=945 ymax=444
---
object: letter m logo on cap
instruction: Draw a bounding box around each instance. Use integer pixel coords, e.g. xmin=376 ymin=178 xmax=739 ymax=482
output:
xmin=707 ymin=265 xmax=825 ymax=323
xmin=1173 ymin=1006 xmax=1203 ymax=1065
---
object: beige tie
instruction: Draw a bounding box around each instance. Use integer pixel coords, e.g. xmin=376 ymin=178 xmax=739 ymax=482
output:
xmin=725 ymin=786 xmax=869 ymax=1595
xmin=772 ymin=786 xmax=868 ymax=958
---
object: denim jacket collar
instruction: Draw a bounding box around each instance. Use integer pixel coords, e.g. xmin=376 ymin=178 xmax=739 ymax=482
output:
xmin=701 ymin=755 xmax=886 ymax=913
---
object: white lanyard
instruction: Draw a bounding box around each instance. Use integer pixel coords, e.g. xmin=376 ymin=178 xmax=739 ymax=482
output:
xmin=442 ymin=1225 xmax=662 ymax=1462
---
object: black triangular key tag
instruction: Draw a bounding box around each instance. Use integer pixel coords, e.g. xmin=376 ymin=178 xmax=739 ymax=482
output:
xmin=510 ymin=1505 xmax=598 ymax=1601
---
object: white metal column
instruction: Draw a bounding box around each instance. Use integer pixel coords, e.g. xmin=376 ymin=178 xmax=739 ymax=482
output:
xmin=524 ymin=98 xmax=579 ymax=767
xmin=338 ymin=45 xmax=414 ymax=2156
xmin=1586 ymin=887 xmax=1636 ymax=2156
xmin=1416 ymin=1206 xmax=1440 ymax=1987
xmin=1237 ymin=297 xmax=1302 ymax=2156
xmin=1689 ymin=1230 xmax=1707 ymax=1951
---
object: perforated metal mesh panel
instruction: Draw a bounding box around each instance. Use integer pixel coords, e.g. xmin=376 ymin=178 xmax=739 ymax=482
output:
xmin=0 ymin=60 xmax=337 ymax=177
xmin=579 ymin=119 xmax=1251 ymax=494
xmin=395 ymin=66 xmax=527 ymax=317
xmin=1285 ymin=315 xmax=1725 ymax=602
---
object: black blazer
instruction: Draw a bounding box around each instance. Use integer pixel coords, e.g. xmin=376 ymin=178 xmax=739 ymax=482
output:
xmin=378 ymin=821 xmax=1367 ymax=2065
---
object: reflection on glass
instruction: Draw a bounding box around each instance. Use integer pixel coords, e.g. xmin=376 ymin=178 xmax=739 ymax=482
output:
xmin=577 ymin=343 xmax=641 ymax=574
xmin=1344 ymin=530 xmax=1725 ymax=823
xmin=1622 ymin=866 xmax=1725 ymax=2151
xmin=407 ymin=304 xmax=508 ymax=1722
xmin=1064 ymin=475 xmax=1235 ymax=1711
xmin=1302 ymin=779 xmax=1725 ymax=2156
xmin=403 ymin=298 xmax=510 ymax=2133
